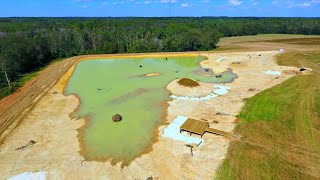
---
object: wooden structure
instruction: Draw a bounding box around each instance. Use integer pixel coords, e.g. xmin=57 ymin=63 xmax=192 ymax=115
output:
xmin=180 ymin=118 xmax=232 ymax=138
xmin=180 ymin=119 xmax=209 ymax=137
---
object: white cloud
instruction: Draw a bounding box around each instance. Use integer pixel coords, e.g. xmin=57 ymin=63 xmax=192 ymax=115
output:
xmin=181 ymin=3 xmax=189 ymax=7
xmin=160 ymin=0 xmax=177 ymax=3
xmin=297 ymin=2 xmax=311 ymax=7
xmin=252 ymin=0 xmax=259 ymax=6
xmin=272 ymin=0 xmax=319 ymax=8
xmin=229 ymin=0 xmax=242 ymax=6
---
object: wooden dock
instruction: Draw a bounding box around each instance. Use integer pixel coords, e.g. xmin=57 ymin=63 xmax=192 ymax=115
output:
xmin=206 ymin=127 xmax=231 ymax=137
xmin=180 ymin=118 xmax=232 ymax=138
xmin=180 ymin=118 xmax=209 ymax=137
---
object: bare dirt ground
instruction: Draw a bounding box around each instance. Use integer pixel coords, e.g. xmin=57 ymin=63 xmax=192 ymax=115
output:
xmin=0 ymin=49 xmax=298 ymax=179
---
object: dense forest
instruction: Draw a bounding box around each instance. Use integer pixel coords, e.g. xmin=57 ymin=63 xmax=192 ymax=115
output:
xmin=1 ymin=17 xmax=320 ymax=97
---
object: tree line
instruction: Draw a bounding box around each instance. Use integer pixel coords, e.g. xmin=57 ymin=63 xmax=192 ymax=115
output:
xmin=1 ymin=17 xmax=320 ymax=97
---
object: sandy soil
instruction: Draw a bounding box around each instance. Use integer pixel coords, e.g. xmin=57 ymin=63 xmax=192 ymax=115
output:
xmin=0 ymin=50 xmax=299 ymax=179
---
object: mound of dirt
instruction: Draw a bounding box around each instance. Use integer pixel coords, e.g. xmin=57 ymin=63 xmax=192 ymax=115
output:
xmin=177 ymin=78 xmax=200 ymax=88
xmin=112 ymin=114 xmax=122 ymax=122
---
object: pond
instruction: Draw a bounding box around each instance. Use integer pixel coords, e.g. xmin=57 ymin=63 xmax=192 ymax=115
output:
xmin=64 ymin=56 xmax=237 ymax=166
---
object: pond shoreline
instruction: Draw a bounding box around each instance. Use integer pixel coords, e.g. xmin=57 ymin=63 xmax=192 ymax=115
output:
xmin=63 ymin=54 xmax=235 ymax=166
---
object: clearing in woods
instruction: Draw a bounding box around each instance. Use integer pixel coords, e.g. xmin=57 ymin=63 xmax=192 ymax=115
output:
xmin=216 ymin=34 xmax=320 ymax=52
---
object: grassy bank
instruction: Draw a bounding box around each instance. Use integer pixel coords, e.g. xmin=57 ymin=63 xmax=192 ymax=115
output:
xmin=216 ymin=52 xmax=320 ymax=179
xmin=0 ymin=59 xmax=63 ymax=99
xmin=0 ymin=72 xmax=38 ymax=99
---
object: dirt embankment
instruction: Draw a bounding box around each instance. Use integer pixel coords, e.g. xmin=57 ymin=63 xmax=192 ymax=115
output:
xmin=0 ymin=57 xmax=78 ymax=144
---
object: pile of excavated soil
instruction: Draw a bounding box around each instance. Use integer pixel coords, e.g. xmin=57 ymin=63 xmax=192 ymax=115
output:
xmin=177 ymin=78 xmax=199 ymax=87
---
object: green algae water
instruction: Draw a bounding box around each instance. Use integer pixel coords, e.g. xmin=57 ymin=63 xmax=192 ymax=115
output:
xmin=65 ymin=56 xmax=236 ymax=164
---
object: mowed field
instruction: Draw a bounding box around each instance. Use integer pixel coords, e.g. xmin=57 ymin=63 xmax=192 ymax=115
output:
xmin=265 ymin=37 xmax=320 ymax=45
xmin=216 ymin=36 xmax=320 ymax=179
xmin=217 ymin=34 xmax=320 ymax=52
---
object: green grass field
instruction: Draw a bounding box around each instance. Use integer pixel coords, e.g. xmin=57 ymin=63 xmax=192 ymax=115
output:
xmin=216 ymin=52 xmax=320 ymax=179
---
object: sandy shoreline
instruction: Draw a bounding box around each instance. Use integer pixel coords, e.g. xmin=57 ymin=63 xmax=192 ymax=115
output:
xmin=0 ymin=50 xmax=299 ymax=179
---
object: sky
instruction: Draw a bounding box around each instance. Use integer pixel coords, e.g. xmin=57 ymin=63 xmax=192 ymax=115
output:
xmin=0 ymin=0 xmax=319 ymax=17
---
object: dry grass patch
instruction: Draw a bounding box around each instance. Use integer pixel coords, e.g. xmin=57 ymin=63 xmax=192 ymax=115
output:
xmin=277 ymin=52 xmax=320 ymax=72
xmin=217 ymin=34 xmax=320 ymax=52
xmin=266 ymin=38 xmax=320 ymax=45
xmin=218 ymin=34 xmax=320 ymax=46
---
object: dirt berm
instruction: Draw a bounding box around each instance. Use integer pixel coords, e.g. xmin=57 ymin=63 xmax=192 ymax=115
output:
xmin=0 ymin=57 xmax=78 ymax=144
